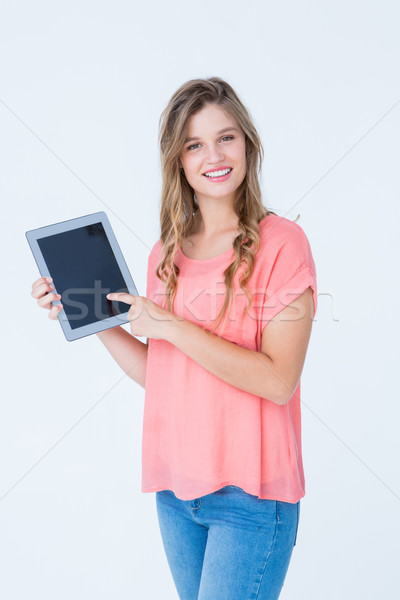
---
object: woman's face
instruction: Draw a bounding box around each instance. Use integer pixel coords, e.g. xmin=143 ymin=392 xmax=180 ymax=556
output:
xmin=180 ymin=103 xmax=246 ymax=206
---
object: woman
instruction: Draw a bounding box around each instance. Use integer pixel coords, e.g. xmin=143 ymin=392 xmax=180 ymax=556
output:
xmin=31 ymin=77 xmax=317 ymax=599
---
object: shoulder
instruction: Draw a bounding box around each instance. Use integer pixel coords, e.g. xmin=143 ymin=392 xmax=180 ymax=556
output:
xmin=259 ymin=214 xmax=309 ymax=243
xmin=256 ymin=214 xmax=315 ymax=271
xmin=147 ymin=238 xmax=165 ymax=267
xmin=146 ymin=239 xmax=165 ymax=295
xmin=259 ymin=214 xmax=312 ymax=250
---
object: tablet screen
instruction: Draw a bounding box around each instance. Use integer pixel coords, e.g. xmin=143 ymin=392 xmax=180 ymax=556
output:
xmin=37 ymin=222 xmax=129 ymax=330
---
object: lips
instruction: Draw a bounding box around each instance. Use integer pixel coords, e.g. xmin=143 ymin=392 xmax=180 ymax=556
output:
xmin=203 ymin=167 xmax=232 ymax=178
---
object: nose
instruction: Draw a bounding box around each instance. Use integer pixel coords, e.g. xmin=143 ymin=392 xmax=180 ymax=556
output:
xmin=205 ymin=142 xmax=224 ymax=164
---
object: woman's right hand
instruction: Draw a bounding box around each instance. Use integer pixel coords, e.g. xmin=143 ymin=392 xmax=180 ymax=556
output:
xmin=31 ymin=276 xmax=63 ymax=320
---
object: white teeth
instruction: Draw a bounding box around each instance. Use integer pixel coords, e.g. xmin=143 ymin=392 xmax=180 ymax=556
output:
xmin=204 ymin=168 xmax=232 ymax=178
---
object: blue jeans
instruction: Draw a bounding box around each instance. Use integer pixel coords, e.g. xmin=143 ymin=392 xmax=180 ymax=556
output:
xmin=156 ymin=485 xmax=300 ymax=600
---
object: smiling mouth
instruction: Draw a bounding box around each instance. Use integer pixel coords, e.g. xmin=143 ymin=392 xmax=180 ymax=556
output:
xmin=203 ymin=168 xmax=232 ymax=178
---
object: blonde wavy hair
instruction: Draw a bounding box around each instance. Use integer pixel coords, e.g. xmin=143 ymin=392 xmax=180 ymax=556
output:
xmin=156 ymin=76 xmax=279 ymax=335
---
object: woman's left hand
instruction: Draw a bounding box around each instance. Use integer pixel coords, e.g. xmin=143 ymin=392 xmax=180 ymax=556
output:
xmin=106 ymin=293 xmax=177 ymax=341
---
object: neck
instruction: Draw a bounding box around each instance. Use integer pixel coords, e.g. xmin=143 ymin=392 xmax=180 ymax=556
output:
xmin=192 ymin=198 xmax=239 ymax=237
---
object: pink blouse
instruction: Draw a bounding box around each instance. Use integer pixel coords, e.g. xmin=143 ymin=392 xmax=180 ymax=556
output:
xmin=142 ymin=214 xmax=317 ymax=502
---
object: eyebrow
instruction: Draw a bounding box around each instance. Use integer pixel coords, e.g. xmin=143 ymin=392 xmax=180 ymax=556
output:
xmin=185 ymin=127 xmax=239 ymax=143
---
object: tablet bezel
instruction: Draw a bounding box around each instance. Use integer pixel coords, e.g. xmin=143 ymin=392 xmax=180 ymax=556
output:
xmin=26 ymin=211 xmax=138 ymax=341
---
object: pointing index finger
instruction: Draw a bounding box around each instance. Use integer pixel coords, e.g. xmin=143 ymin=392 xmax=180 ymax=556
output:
xmin=106 ymin=292 xmax=137 ymax=305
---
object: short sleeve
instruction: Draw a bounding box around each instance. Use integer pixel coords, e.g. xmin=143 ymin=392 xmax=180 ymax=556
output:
xmin=260 ymin=223 xmax=317 ymax=327
xmin=146 ymin=253 xmax=153 ymax=299
xmin=146 ymin=239 xmax=163 ymax=300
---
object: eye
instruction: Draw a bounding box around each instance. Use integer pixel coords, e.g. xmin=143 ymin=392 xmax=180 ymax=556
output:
xmin=221 ymin=135 xmax=234 ymax=142
xmin=187 ymin=143 xmax=201 ymax=151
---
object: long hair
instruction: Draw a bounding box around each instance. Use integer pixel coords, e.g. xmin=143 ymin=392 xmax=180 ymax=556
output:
xmin=156 ymin=77 xmax=278 ymax=335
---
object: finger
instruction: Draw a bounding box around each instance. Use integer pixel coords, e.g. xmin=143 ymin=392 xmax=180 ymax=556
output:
xmin=37 ymin=292 xmax=62 ymax=309
xmin=48 ymin=303 xmax=63 ymax=320
xmin=31 ymin=280 xmax=55 ymax=299
xmin=31 ymin=276 xmax=53 ymax=293
xmin=106 ymin=292 xmax=137 ymax=305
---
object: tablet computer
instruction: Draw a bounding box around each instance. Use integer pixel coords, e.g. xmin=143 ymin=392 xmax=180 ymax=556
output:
xmin=26 ymin=211 xmax=139 ymax=341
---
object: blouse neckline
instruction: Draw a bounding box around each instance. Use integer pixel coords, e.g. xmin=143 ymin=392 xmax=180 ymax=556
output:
xmin=176 ymin=214 xmax=272 ymax=264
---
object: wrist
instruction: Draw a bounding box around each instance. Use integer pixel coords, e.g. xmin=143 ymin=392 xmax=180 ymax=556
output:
xmin=163 ymin=312 xmax=186 ymax=345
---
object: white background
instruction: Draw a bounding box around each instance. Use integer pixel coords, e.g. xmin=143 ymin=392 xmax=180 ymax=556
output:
xmin=1 ymin=1 xmax=399 ymax=598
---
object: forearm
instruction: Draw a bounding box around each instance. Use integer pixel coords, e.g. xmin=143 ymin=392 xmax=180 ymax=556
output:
xmin=167 ymin=318 xmax=289 ymax=405
xmin=96 ymin=326 xmax=148 ymax=388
